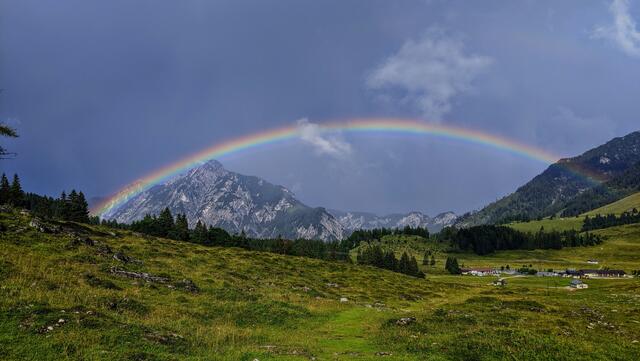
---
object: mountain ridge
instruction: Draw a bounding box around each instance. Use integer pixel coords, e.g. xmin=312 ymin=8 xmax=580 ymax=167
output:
xmin=105 ymin=160 xmax=345 ymax=241
xmin=456 ymin=131 xmax=640 ymax=227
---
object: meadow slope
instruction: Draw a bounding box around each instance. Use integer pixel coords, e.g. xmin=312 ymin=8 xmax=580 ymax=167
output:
xmin=1 ymin=209 xmax=639 ymax=360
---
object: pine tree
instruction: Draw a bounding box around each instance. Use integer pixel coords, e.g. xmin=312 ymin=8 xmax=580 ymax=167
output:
xmin=422 ymin=251 xmax=430 ymax=265
xmin=68 ymin=191 xmax=90 ymax=222
xmin=409 ymin=256 xmax=424 ymax=278
xmin=9 ymin=174 xmax=24 ymax=206
xmin=157 ymin=208 xmax=175 ymax=237
xmin=0 ymin=173 xmax=9 ymax=204
xmin=192 ymin=220 xmax=208 ymax=244
xmin=445 ymin=257 xmax=461 ymax=275
xmin=398 ymin=252 xmax=410 ymax=275
xmin=170 ymin=214 xmax=190 ymax=242
xmin=382 ymin=251 xmax=398 ymax=271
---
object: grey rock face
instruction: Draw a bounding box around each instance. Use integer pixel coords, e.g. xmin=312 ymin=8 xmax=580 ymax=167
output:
xmin=105 ymin=160 xmax=344 ymax=241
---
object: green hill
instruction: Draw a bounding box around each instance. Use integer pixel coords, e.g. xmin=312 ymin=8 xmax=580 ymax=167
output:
xmin=2 ymin=209 xmax=640 ymax=360
xmin=506 ymin=191 xmax=640 ymax=233
xmin=585 ymin=192 xmax=640 ymax=216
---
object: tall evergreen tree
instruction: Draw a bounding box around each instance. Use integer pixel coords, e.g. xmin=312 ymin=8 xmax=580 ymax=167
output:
xmin=0 ymin=173 xmax=9 ymax=204
xmin=191 ymin=220 xmax=208 ymax=244
xmin=9 ymin=174 xmax=24 ymax=206
xmin=157 ymin=208 xmax=175 ymax=237
xmin=170 ymin=214 xmax=190 ymax=242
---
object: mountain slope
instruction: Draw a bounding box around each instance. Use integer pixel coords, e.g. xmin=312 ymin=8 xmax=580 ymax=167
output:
xmin=329 ymin=209 xmax=456 ymax=234
xmin=105 ymin=160 xmax=344 ymax=241
xmin=456 ymin=131 xmax=640 ymax=227
xmin=561 ymin=162 xmax=640 ymax=216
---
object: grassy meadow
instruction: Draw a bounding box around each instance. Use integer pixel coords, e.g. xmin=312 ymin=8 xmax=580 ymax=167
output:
xmin=1 ymin=209 xmax=640 ymax=360
xmin=585 ymin=192 xmax=640 ymax=216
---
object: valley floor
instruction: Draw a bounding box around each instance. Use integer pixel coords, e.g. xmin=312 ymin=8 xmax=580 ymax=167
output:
xmin=1 ymin=210 xmax=639 ymax=360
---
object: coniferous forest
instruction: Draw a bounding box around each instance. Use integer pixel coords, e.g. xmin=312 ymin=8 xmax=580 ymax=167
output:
xmin=582 ymin=210 xmax=640 ymax=231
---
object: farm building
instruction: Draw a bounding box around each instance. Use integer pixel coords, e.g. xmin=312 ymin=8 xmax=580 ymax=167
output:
xmin=580 ymin=269 xmax=626 ymax=278
xmin=536 ymin=271 xmax=560 ymax=277
xmin=461 ymin=268 xmax=499 ymax=276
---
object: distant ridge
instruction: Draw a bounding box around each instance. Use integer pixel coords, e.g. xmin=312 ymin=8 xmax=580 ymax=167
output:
xmin=456 ymin=131 xmax=640 ymax=227
xmin=329 ymin=209 xmax=456 ymax=234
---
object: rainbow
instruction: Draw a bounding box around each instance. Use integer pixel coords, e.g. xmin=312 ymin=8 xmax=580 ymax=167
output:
xmin=93 ymin=118 xmax=566 ymax=216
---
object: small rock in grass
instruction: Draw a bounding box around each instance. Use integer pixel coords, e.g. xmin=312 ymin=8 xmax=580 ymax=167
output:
xmin=396 ymin=317 xmax=416 ymax=326
xmin=340 ymin=297 xmax=349 ymax=303
xmin=57 ymin=319 xmax=65 ymax=324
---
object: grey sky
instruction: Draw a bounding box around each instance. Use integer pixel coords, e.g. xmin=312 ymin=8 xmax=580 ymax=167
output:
xmin=1 ymin=0 xmax=639 ymax=215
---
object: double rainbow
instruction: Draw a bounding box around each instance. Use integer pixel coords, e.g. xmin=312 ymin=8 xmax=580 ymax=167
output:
xmin=93 ymin=118 xmax=564 ymax=216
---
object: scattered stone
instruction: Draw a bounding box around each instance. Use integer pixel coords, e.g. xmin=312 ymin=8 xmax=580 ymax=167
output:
xmin=67 ymin=236 xmax=96 ymax=248
xmin=326 ymin=282 xmax=339 ymax=288
xmin=29 ymin=218 xmax=60 ymax=233
xmin=57 ymin=319 xmax=65 ymax=324
xmin=0 ymin=205 xmax=11 ymax=213
xmin=395 ymin=317 xmax=417 ymax=326
xmin=375 ymin=351 xmax=392 ymax=356
xmin=47 ymin=326 xmax=54 ymax=331
xmin=340 ymin=297 xmax=349 ymax=303
xmin=109 ymin=267 xmax=170 ymax=283
xmin=113 ymin=252 xmax=132 ymax=263
xmin=632 ymin=340 xmax=638 ymax=344
xmin=175 ymin=279 xmax=199 ymax=293
xmin=95 ymin=244 xmax=113 ymax=256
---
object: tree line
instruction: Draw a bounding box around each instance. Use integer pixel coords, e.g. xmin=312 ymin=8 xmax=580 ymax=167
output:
xmin=582 ymin=210 xmax=640 ymax=231
xmin=448 ymin=225 xmax=602 ymax=255
xmin=356 ymin=244 xmax=424 ymax=278
xmin=102 ymin=207 xmax=351 ymax=262
xmin=342 ymin=226 xmax=430 ymax=250
xmin=1 ymin=173 xmax=90 ymax=223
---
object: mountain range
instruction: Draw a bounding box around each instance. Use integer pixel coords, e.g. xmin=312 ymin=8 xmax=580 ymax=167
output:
xmin=105 ymin=130 xmax=640 ymax=239
xmin=328 ymin=209 xmax=456 ymax=234
xmin=104 ymin=160 xmax=456 ymax=241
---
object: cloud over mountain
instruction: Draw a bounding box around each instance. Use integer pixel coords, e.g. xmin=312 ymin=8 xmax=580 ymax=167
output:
xmin=296 ymin=118 xmax=352 ymax=159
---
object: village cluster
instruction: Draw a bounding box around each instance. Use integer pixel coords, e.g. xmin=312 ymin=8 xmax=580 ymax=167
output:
xmin=460 ymin=260 xmax=631 ymax=289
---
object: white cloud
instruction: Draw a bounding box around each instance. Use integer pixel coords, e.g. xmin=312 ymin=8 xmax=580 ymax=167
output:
xmin=296 ymin=118 xmax=352 ymax=158
xmin=593 ymin=0 xmax=640 ymax=58
xmin=366 ymin=28 xmax=492 ymax=121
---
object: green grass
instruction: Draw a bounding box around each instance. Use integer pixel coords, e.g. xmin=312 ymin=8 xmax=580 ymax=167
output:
xmin=1 ymin=209 xmax=640 ymax=360
xmin=585 ymin=191 xmax=640 ymax=216
xmin=508 ymin=216 xmax=584 ymax=233
xmin=507 ymin=192 xmax=640 ymax=233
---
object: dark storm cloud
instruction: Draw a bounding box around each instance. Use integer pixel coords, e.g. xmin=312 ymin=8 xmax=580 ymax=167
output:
xmin=1 ymin=0 xmax=639 ymax=216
